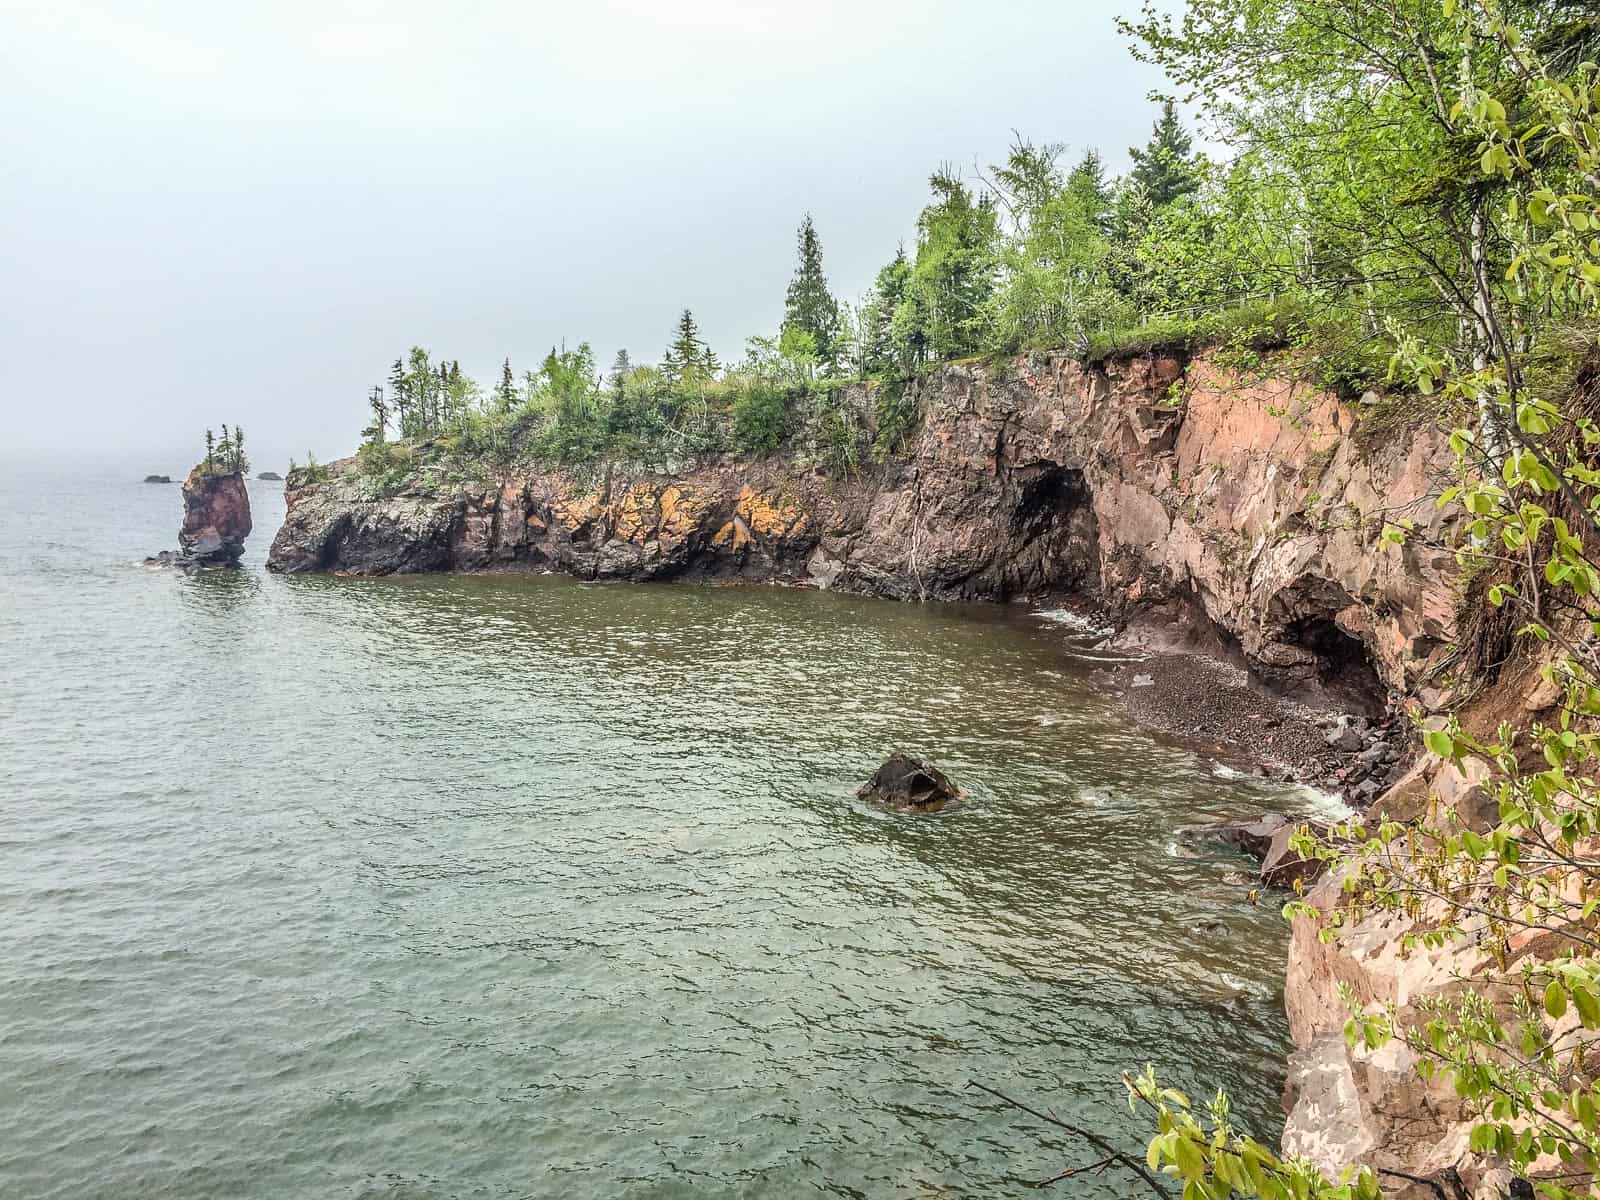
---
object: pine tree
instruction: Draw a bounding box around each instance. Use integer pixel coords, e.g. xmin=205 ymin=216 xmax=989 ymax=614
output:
xmin=1128 ymin=100 xmax=1201 ymax=207
xmin=366 ymin=386 xmax=388 ymax=443
xmin=388 ymin=358 xmax=411 ymax=434
xmin=205 ymin=428 xmax=215 ymax=472
xmin=864 ymin=245 xmax=911 ymax=375
xmin=783 ymin=214 xmax=840 ymax=366
xmin=493 ymin=358 xmax=517 ymax=411
xmin=1066 ymin=150 xmax=1111 ymax=212
xmin=662 ymin=309 xmax=716 ymax=385
xmin=233 ymin=425 xmax=246 ymax=472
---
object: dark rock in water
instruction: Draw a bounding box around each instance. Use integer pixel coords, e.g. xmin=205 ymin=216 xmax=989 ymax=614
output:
xmin=1260 ymin=821 xmax=1331 ymax=890
xmin=145 ymin=463 xmax=253 ymax=570
xmin=257 ymin=471 xmax=283 ymax=481
xmin=143 ymin=474 xmax=172 ymax=484
xmin=1177 ymin=813 xmax=1289 ymax=860
xmin=857 ymin=752 xmax=960 ymax=809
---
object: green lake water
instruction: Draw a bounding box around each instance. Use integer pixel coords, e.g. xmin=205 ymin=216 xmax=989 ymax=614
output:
xmin=0 ymin=466 xmax=1327 ymax=1198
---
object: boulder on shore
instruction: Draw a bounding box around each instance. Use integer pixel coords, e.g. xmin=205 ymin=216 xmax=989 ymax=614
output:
xmin=143 ymin=474 xmax=172 ymax=484
xmin=146 ymin=463 xmax=253 ymax=570
xmin=857 ymin=752 xmax=961 ymax=809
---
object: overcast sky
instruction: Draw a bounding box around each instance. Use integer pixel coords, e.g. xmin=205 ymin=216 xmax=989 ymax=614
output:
xmin=2 ymin=0 xmax=1184 ymax=471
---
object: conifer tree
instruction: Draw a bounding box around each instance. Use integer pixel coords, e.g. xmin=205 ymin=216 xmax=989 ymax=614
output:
xmin=232 ymin=425 xmax=246 ymax=473
xmin=662 ymin=309 xmax=716 ymax=385
xmin=366 ymin=386 xmax=388 ymax=443
xmin=204 ymin=428 xmax=215 ymax=472
xmin=1128 ymin=100 xmax=1201 ymax=207
xmin=783 ymin=215 xmax=840 ymax=367
xmin=388 ymin=358 xmax=410 ymax=433
xmin=1065 ymin=149 xmax=1113 ymax=226
xmin=492 ymin=358 xmax=517 ymax=412
xmin=863 ymin=245 xmax=911 ymax=375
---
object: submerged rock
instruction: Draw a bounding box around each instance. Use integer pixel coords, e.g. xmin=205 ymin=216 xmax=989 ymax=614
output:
xmin=1177 ymin=813 xmax=1290 ymax=859
xmin=146 ymin=463 xmax=253 ymax=570
xmin=857 ymin=752 xmax=960 ymax=809
xmin=1179 ymin=814 xmax=1331 ymax=891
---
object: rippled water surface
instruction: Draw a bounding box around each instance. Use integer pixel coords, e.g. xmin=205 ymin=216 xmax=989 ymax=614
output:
xmin=1 ymin=467 xmax=1316 ymax=1198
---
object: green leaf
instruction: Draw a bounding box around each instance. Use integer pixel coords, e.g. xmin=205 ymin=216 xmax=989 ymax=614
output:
xmin=1546 ymin=980 xmax=1568 ymax=1020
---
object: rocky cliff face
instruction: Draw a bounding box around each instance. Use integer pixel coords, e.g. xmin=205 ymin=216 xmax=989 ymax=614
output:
xmin=270 ymin=351 xmax=1455 ymax=698
xmin=268 ymin=348 xmax=1476 ymax=1186
xmin=148 ymin=465 xmax=252 ymax=569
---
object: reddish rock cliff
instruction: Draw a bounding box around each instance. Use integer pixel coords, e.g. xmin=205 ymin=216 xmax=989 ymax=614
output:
xmin=270 ymin=351 xmax=1454 ymax=699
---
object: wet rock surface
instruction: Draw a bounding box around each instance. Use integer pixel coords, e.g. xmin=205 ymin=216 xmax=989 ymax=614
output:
xmin=856 ymin=752 xmax=960 ymax=810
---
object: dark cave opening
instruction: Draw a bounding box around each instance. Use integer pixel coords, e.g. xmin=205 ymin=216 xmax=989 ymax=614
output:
xmin=1282 ymin=613 xmax=1387 ymax=715
xmin=1006 ymin=463 xmax=1099 ymax=597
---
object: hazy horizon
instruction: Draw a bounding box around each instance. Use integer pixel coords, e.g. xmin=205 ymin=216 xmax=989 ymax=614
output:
xmin=3 ymin=1 xmax=1185 ymax=472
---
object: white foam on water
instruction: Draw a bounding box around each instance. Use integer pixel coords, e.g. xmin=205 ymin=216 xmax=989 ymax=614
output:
xmin=1032 ymin=607 xmax=1116 ymax=638
xmin=1284 ymin=783 xmax=1356 ymax=822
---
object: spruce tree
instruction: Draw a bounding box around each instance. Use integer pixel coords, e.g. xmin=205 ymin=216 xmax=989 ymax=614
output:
xmin=233 ymin=425 xmax=246 ymax=472
xmin=367 ymin=386 xmax=388 ymax=443
xmin=493 ymin=358 xmax=517 ymax=411
xmin=662 ymin=309 xmax=715 ymax=385
xmin=204 ymin=428 xmax=215 ymax=472
xmin=1066 ymin=149 xmax=1111 ymax=212
xmin=1128 ymin=100 xmax=1201 ymax=207
xmin=864 ymin=245 xmax=911 ymax=375
xmin=783 ymin=214 xmax=839 ymax=365
xmin=388 ymin=358 xmax=410 ymax=434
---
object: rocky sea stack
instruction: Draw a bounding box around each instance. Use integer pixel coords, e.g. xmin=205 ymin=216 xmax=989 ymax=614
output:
xmin=142 ymin=474 xmax=172 ymax=484
xmin=146 ymin=463 xmax=252 ymax=570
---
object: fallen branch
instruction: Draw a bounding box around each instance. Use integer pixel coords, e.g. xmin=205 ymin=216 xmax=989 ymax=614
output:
xmin=967 ymin=1079 xmax=1173 ymax=1198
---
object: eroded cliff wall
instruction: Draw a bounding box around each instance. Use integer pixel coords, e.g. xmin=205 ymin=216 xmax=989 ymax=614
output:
xmin=270 ymin=351 xmax=1457 ymax=700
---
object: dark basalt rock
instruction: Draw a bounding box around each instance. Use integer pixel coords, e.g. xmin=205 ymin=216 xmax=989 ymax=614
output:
xmin=1179 ymin=814 xmax=1332 ymax=890
xmin=257 ymin=471 xmax=283 ymax=481
xmin=857 ymin=752 xmax=960 ymax=809
xmin=1176 ymin=813 xmax=1290 ymax=859
xmin=143 ymin=474 xmax=172 ymax=484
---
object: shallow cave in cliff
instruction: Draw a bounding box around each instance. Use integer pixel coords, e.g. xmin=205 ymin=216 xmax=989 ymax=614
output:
xmin=1282 ymin=614 xmax=1386 ymax=715
xmin=1003 ymin=464 xmax=1100 ymax=595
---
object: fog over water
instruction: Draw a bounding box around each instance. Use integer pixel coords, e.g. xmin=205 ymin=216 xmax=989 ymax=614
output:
xmin=2 ymin=0 xmax=1183 ymax=471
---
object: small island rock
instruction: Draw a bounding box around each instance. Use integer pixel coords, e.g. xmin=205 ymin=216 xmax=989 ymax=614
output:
xmin=857 ymin=752 xmax=960 ymax=809
xmin=179 ymin=464 xmax=253 ymax=563
xmin=147 ymin=461 xmax=253 ymax=570
xmin=257 ymin=471 xmax=283 ymax=481
xmin=143 ymin=474 xmax=172 ymax=484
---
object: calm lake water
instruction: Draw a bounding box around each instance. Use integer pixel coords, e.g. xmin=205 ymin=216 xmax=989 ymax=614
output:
xmin=0 ymin=466 xmax=1319 ymax=1199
